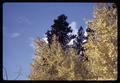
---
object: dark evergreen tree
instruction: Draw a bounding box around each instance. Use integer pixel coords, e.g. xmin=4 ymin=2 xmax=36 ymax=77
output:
xmin=73 ymin=26 xmax=87 ymax=60
xmin=46 ymin=14 xmax=76 ymax=49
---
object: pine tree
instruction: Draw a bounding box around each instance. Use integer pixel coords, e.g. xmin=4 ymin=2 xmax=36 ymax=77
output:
xmin=45 ymin=14 xmax=75 ymax=49
xmin=84 ymin=3 xmax=117 ymax=80
xmin=73 ymin=26 xmax=88 ymax=61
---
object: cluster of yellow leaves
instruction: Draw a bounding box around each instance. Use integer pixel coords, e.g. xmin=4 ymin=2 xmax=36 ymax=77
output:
xmin=84 ymin=3 xmax=117 ymax=80
xmin=29 ymin=35 xmax=89 ymax=80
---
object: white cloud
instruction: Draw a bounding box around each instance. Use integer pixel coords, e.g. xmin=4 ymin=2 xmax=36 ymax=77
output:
xmin=84 ymin=31 xmax=88 ymax=36
xmin=42 ymin=37 xmax=48 ymax=43
xmin=67 ymin=21 xmax=78 ymax=45
xmin=18 ymin=16 xmax=31 ymax=25
xmin=69 ymin=21 xmax=78 ymax=35
xmin=67 ymin=21 xmax=88 ymax=46
xmin=41 ymin=34 xmax=48 ymax=43
xmin=11 ymin=32 xmax=20 ymax=38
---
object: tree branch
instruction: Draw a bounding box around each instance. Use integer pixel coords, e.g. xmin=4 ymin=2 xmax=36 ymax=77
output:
xmin=14 ymin=66 xmax=22 ymax=80
xmin=3 ymin=66 xmax=8 ymax=80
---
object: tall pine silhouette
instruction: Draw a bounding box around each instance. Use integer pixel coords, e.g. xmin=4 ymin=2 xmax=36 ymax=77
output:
xmin=46 ymin=14 xmax=75 ymax=49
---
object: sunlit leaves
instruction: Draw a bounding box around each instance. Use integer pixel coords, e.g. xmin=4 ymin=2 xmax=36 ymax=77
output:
xmin=84 ymin=3 xmax=117 ymax=80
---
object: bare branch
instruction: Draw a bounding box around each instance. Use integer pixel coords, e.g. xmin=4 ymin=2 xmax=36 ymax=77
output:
xmin=14 ymin=66 xmax=22 ymax=80
xmin=3 ymin=66 xmax=8 ymax=80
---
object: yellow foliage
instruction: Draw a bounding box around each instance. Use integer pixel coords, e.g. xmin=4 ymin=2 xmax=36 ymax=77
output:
xmin=29 ymin=35 xmax=89 ymax=80
xmin=29 ymin=3 xmax=117 ymax=80
xmin=84 ymin=3 xmax=117 ymax=80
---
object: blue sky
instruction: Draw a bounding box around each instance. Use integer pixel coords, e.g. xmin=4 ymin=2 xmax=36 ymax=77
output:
xmin=3 ymin=3 xmax=94 ymax=80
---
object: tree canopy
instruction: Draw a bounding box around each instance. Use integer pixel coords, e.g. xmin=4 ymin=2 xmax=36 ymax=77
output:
xmin=29 ymin=3 xmax=117 ymax=80
xmin=45 ymin=14 xmax=76 ymax=49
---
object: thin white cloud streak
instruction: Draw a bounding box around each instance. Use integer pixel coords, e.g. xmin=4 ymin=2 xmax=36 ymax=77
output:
xmin=11 ymin=32 xmax=20 ymax=38
xmin=18 ymin=16 xmax=31 ymax=25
